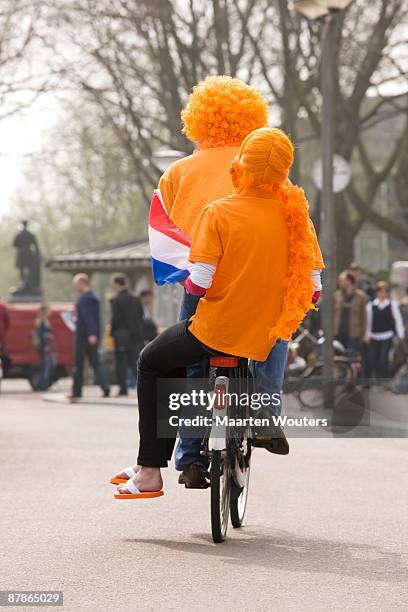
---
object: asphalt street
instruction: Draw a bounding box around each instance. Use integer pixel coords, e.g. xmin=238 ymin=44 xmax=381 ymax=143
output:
xmin=0 ymin=381 xmax=407 ymax=612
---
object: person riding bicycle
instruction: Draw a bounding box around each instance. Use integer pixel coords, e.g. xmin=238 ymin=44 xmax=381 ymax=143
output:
xmin=147 ymin=76 xmax=324 ymax=488
xmin=112 ymin=127 xmax=322 ymax=499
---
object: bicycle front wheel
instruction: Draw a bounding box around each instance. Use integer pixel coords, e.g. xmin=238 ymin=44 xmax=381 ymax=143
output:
xmin=210 ymin=450 xmax=230 ymax=543
xmin=297 ymin=362 xmax=353 ymax=410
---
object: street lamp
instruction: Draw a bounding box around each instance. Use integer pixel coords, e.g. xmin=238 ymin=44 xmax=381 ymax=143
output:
xmin=295 ymin=0 xmax=354 ymax=409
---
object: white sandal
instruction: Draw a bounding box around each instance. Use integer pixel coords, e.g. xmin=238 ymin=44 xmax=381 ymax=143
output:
xmin=114 ymin=478 xmax=164 ymax=500
xmin=110 ymin=466 xmax=138 ymax=485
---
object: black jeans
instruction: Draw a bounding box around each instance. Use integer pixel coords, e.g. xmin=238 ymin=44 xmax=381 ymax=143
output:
xmin=137 ymin=320 xmax=209 ymax=468
xmin=72 ymin=340 xmax=110 ymax=398
xmin=367 ymin=338 xmax=393 ymax=381
xmin=115 ymin=345 xmax=139 ymax=394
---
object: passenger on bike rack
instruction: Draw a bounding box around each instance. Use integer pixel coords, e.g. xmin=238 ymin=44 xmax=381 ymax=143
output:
xmin=113 ymin=127 xmax=323 ymax=499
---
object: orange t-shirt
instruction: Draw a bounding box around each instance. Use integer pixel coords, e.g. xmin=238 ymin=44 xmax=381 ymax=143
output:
xmin=159 ymin=146 xmax=240 ymax=238
xmin=159 ymin=146 xmax=324 ymax=269
xmin=189 ymin=189 xmax=293 ymax=361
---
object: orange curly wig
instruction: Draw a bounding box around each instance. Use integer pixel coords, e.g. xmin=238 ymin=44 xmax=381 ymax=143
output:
xmin=181 ymin=76 xmax=268 ymax=148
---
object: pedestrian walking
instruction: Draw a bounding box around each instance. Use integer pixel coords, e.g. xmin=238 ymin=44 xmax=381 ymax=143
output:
xmin=33 ymin=304 xmax=56 ymax=391
xmin=365 ymin=281 xmax=405 ymax=381
xmin=70 ymin=274 xmax=110 ymax=401
xmin=334 ymin=271 xmax=367 ymax=353
xmin=110 ymin=274 xmax=144 ymax=396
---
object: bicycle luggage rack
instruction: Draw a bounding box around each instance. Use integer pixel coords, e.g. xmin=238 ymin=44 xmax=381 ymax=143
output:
xmin=210 ymin=355 xmax=239 ymax=368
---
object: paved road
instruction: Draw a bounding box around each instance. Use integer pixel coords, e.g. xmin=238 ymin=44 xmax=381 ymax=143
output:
xmin=1 ymin=382 xmax=407 ymax=612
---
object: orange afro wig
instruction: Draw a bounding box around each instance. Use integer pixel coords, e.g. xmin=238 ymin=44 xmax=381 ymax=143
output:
xmin=181 ymin=76 xmax=268 ymax=148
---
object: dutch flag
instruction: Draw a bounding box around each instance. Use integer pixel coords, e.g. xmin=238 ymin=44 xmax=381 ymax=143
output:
xmin=148 ymin=189 xmax=193 ymax=285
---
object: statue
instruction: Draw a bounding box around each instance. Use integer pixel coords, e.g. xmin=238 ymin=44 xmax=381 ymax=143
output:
xmin=11 ymin=220 xmax=43 ymax=298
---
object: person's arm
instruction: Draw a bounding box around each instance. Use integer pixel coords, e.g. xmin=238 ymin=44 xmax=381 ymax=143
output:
xmin=311 ymin=269 xmax=322 ymax=304
xmin=361 ymin=294 xmax=368 ymax=341
xmin=110 ymin=298 xmax=119 ymax=334
xmin=35 ymin=322 xmax=44 ymax=352
xmin=131 ymin=296 xmax=146 ymax=345
xmin=391 ymin=301 xmax=405 ymax=340
xmin=365 ymin=300 xmax=372 ymax=342
xmin=186 ymin=205 xmax=223 ymax=296
xmin=185 ymin=263 xmax=216 ymax=296
xmin=80 ymin=297 xmax=99 ymax=341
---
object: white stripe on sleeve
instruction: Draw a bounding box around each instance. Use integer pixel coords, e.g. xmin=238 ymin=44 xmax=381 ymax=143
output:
xmin=190 ymin=262 xmax=216 ymax=289
xmin=312 ymin=269 xmax=322 ymax=291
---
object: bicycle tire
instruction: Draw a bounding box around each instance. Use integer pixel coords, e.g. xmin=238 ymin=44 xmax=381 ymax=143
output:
xmin=210 ymin=450 xmax=230 ymax=543
xmin=230 ymin=458 xmax=250 ymax=528
xmin=297 ymin=361 xmax=353 ymax=410
xmin=230 ymin=364 xmax=252 ymax=528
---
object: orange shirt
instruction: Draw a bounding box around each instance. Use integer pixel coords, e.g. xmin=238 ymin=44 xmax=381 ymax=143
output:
xmin=189 ymin=189 xmax=293 ymax=361
xmin=159 ymin=146 xmax=240 ymax=238
xmin=159 ymin=146 xmax=324 ymax=270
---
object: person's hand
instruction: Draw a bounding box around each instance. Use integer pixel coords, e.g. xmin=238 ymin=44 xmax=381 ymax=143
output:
xmin=363 ymin=335 xmax=370 ymax=344
xmin=312 ymin=290 xmax=321 ymax=305
xmin=88 ymin=335 xmax=98 ymax=345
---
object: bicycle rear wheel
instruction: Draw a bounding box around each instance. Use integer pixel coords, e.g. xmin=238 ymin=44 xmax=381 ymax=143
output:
xmin=230 ymin=446 xmax=251 ymax=528
xmin=210 ymin=450 xmax=230 ymax=543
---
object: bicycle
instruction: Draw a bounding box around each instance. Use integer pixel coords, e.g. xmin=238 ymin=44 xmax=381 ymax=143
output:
xmin=287 ymin=327 xmax=362 ymax=410
xmin=202 ymin=355 xmax=252 ymax=543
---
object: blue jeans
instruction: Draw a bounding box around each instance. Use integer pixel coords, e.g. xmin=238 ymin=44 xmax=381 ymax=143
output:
xmin=35 ymin=351 xmax=56 ymax=391
xmin=175 ymin=291 xmax=205 ymax=470
xmin=250 ymin=339 xmax=288 ymax=415
xmin=174 ymin=290 xmax=289 ymax=470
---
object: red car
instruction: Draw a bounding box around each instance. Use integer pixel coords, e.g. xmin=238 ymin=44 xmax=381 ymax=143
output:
xmin=3 ymin=303 xmax=75 ymax=388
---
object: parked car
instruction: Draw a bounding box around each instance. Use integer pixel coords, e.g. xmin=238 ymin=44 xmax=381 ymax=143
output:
xmin=3 ymin=303 xmax=74 ymax=389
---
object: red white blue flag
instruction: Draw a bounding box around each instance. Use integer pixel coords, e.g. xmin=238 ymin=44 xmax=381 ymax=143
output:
xmin=148 ymin=189 xmax=192 ymax=285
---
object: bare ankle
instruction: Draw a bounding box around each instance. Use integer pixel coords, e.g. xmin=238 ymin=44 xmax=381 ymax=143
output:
xmin=139 ymin=466 xmax=161 ymax=476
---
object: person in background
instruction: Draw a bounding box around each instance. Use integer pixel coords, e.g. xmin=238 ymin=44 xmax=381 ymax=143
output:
xmin=33 ymin=304 xmax=56 ymax=391
xmin=334 ymin=271 xmax=367 ymax=353
xmin=350 ymin=262 xmax=374 ymax=300
xmin=110 ymin=274 xmax=144 ymax=396
xmin=0 ymin=297 xmax=10 ymax=353
xmin=139 ymin=289 xmax=158 ymax=343
xmin=365 ymin=281 xmax=405 ymax=381
xmin=70 ymin=273 xmax=110 ymax=401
